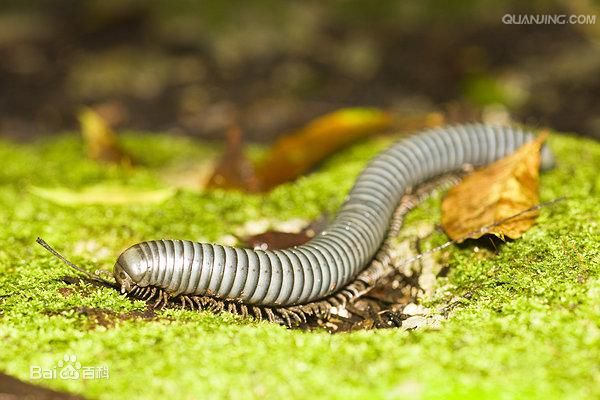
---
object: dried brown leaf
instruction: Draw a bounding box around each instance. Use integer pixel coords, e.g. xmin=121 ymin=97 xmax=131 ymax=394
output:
xmin=441 ymin=132 xmax=548 ymax=241
xmin=244 ymin=231 xmax=314 ymax=250
xmin=392 ymin=112 xmax=445 ymax=133
xmin=206 ymin=126 xmax=259 ymax=191
xmin=242 ymin=217 xmax=328 ymax=250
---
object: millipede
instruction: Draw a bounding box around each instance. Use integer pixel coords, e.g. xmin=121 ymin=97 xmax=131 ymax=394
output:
xmin=38 ymin=123 xmax=554 ymax=327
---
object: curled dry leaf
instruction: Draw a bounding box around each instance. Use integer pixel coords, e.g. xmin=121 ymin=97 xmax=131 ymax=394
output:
xmin=441 ymin=132 xmax=549 ymax=241
xmin=78 ymin=107 xmax=133 ymax=166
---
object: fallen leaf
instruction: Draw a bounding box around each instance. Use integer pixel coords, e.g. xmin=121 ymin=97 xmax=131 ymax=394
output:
xmin=392 ymin=112 xmax=445 ymax=133
xmin=441 ymin=132 xmax=548 ymax=241
xmin=254 ymin=107 xmax=392 ymax=190
xmin=206 ymin=126 xmax=258 ymax=191
xmin=30 ymin=185 xmax=175 ymax=206
xmin=245 ymin=231 xmax=315 ymax=250
xmin=160 ymin=159 xmax=217 ymax=192
xmin=78 ymin=107 xmax=133 ymax=166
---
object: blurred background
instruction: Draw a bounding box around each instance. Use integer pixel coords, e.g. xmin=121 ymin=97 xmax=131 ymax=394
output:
xmin=1 ymin=0 xmax=599 ymax=142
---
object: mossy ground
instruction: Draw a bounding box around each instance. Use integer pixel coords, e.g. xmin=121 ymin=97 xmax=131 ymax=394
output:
xmin=0 ymin=132 xmax=598 ymax=399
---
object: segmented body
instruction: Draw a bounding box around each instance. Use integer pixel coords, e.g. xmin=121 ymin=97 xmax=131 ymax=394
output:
xmin=116 ymin=124 xmax=553 ymax=312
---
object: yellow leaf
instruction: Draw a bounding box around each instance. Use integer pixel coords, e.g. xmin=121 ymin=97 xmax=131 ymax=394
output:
xmin=30 ymin=185 xmax=175 ymax=206
xmin=441 ymin=132 xmax=548 ymax=241
xmin=78 ymin=107 xmax=133 ymax=166
xmin=254 ymin=108 xmax=393 ymax=190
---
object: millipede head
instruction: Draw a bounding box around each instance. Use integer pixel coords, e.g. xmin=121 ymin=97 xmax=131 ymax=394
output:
xmin=114 ymin=245 xmax=149 ymax=294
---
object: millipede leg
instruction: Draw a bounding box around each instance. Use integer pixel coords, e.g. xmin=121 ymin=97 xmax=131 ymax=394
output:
xmin=252 ymin=306 xmax=263 ymax=320
xmin=239 ymin=304 xmax=248 ymax=318
xmin=287 ymin=309 xmax=305 ymax=325
xmin=277 ymin=310 xmax=292 ymax=327
xmin=264 ymin=308 xmax=276 ymax=323
xmin=191 ymin=296 xmax=203 ymax=310
xmin=213 ymin=300 xmax=225 ymax=312
xmin=184 ymin=296 xmax=195 ymax=310
xmin=152 ymin=292 xmax=163 ymax=308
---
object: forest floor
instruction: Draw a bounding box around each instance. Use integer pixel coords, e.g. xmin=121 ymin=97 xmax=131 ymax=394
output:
xmin=0 ymin=131 xmax=598 ymax=399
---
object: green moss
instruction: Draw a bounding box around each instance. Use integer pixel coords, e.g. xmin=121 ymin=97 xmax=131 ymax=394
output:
xmin=0 ymin=132 xmax=598 ymax=399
